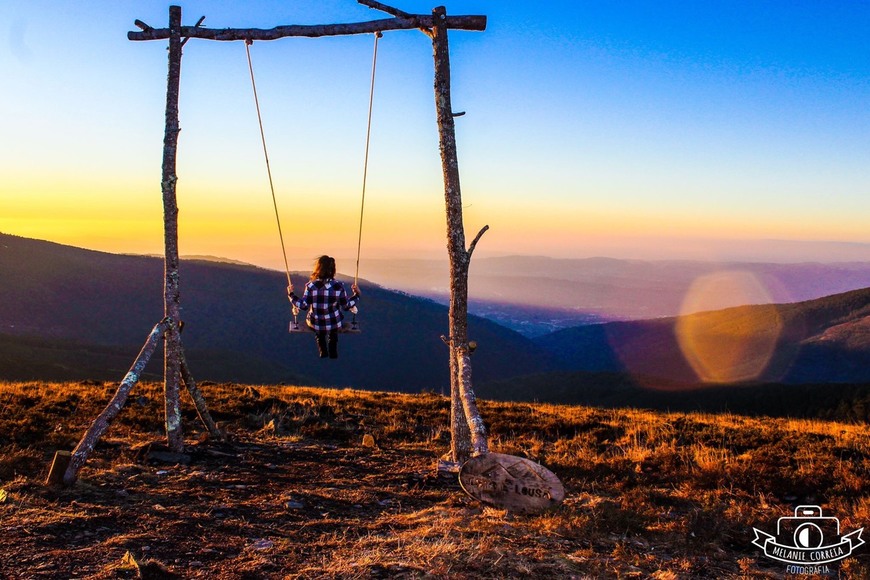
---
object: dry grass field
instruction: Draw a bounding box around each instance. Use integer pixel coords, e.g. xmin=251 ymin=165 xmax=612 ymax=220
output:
xmin=1 ymin=380 xmax=868 ymax=578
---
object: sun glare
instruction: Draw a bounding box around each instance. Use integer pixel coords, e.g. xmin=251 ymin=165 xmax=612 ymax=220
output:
xmin=676 ymin=271 xmax=783 ymax=383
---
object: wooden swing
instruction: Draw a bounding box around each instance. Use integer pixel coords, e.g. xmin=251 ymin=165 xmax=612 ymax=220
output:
xmin=288 ymin=309 xmax=361 ymax=334
xmin=245 ymin=31 xmax=382 ymax=336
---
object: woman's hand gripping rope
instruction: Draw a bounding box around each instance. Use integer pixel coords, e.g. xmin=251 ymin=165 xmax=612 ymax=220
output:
xmin=287 ymin=284 xmax=300 ymax=316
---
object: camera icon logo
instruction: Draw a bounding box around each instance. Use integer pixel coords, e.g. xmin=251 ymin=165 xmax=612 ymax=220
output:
xmin=753 ymin=505 xmax=864 ymax=568
xmin=778 ymin=505 xmax=838 ymax=549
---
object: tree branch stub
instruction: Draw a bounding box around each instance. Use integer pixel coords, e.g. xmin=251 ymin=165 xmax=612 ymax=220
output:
xmin=467 ymin=224 xmax=489 ymax=258
xmin=357 ymin=0 xmax=412 ymax=20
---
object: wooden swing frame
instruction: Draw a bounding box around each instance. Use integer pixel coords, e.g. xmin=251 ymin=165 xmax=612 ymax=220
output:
xmin=57 ymin=0 xmax=489 ymax=486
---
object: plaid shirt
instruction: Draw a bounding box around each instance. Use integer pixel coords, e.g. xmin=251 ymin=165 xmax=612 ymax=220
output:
xmin=289 ymin=279 xmax=359 ymax=332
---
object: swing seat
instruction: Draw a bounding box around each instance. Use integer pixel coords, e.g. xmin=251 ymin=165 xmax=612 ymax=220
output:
xmin=288 ymin=320 xmax=361 ymax=334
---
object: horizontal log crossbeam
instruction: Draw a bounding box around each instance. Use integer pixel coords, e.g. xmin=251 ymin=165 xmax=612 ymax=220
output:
xmin=129 ymin=15 xmax=485 ymax=42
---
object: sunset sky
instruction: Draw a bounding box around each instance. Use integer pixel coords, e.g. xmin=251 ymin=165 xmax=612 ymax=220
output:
xmin=3 ymin=1 xmax=870 ymax=271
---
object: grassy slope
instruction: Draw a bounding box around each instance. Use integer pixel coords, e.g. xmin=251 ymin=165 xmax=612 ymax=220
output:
xmin=1 ymin=381 xmax=869 ymax=578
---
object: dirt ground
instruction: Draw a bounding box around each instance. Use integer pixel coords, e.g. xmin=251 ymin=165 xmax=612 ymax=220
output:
xmin=5 ymin=437 xmax=463 ymax=578
xmin=1 ymin=381 xmax=869 ymax=578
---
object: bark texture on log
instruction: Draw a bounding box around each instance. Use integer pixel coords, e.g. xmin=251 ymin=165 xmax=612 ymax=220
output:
xmin=128 ymin=14 xmax=485 ymax=42
xmin=180 ymin=351 xmax=222 ymax=440
xmin=63 ymin=320 xmax=169 ymax=485
xmin=457 ymin=347 xmax=488 ymax=455
xmin=162 ymin=5 xmax=184 ymax=453
xmin=448 ymin=337 xmax=471 ymax=462
xmin=432 ymin=6 xmax=488 ymax=464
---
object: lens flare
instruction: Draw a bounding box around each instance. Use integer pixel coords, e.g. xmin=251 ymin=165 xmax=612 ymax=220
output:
xmin=676 ymin=271 xmax=783 ymax=383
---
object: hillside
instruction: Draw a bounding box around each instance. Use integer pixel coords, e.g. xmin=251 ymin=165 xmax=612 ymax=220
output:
xmin=0 ymin=233 xmax=556 ymax=390
xmin=534 ymin=286 xmax=870 ymax=385
xmin=7 ymin=232 xmax=870 ymax=410
xmin=1 ymin=381 xmax=868 ymax=578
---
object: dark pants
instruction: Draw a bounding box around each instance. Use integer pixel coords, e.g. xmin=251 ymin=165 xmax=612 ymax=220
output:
xmin=315 ymin=330 xmax=338 ymax=359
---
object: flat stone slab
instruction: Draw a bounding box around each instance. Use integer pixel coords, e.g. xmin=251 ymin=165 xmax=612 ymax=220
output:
xmin=459 ymin=452 xmax=565 ymax=513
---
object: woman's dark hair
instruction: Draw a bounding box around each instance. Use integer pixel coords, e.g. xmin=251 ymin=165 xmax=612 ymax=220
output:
xmin=311 ymin=255 xmax=336 ymax=281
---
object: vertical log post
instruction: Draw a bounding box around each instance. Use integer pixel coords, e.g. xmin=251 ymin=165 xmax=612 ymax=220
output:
xmin=432 ymin=6 xmax=489 ymax=462
xmin=162 ymin=5 xmax=184 ymax=452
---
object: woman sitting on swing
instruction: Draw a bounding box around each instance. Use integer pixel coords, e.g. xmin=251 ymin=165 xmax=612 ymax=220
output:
xmin=288 ymin=255 xmax=361 ymax=359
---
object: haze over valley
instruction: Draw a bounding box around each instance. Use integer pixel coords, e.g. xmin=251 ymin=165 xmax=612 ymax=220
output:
xmin=358 ymin=252 xmax=870 ymax=336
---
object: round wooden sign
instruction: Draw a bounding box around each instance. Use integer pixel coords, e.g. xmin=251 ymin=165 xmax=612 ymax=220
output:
xmin=459 ymin=452 xmax=565 ymax=513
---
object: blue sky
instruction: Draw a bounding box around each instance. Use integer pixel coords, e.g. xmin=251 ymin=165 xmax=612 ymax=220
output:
xmin=3 ymin=1 xmax=870 ymax=266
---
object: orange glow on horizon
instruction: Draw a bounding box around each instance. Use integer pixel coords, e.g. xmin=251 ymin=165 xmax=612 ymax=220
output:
xmin=6 ymin=172 xmax=870 ymax=267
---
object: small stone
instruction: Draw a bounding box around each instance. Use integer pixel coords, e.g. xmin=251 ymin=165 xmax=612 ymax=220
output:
xmin=362 ymin=434 xmax=376 ymax=448
xmin=251 ymin=539 xmax=274 ymax=550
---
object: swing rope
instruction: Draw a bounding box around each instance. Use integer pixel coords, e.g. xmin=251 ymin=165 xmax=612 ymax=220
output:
xmin=245 ymin=39 xmax=292 ymax=289
xmin=245 ymin=33 xmax=381 ymax=297
xmin=355 ymin=31 xmax=382 ymax=287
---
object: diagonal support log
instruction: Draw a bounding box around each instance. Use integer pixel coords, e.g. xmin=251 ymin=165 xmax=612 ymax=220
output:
xmin=63 ymin=319 xmax=170 ymax=485
xmin=179 ymin=351 xmax=223 ymax=440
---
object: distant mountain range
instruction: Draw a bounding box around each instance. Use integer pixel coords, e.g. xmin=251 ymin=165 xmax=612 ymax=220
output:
xmin=4 ymin=233 xmax=870 ymax=409
xmin=361 ymin=256 xmax=870 ymax=335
